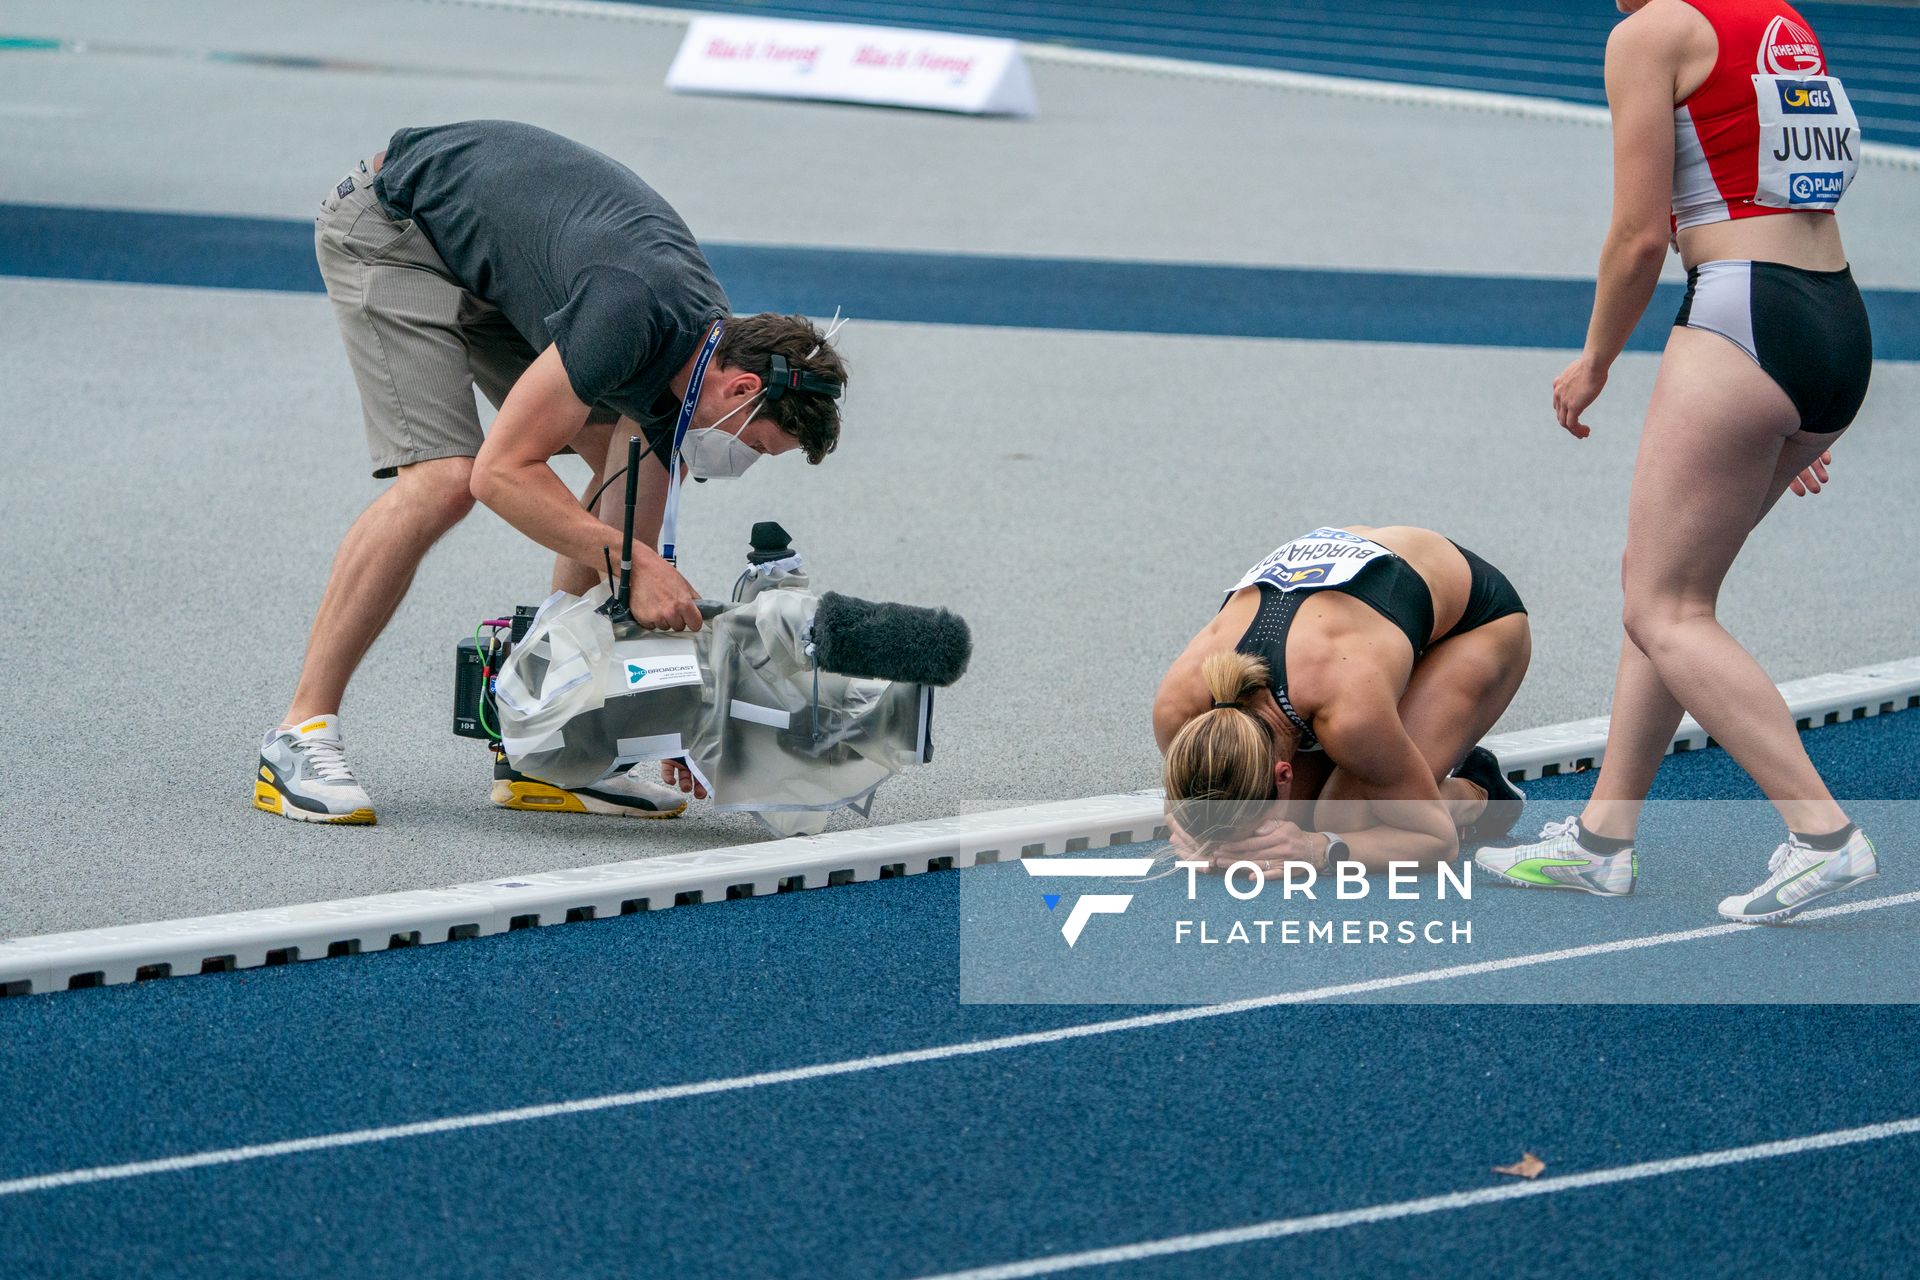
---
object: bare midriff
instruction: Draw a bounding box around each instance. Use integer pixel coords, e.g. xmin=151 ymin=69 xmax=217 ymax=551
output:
xmin=1677 ymin=210 xmax=1847 ymax=273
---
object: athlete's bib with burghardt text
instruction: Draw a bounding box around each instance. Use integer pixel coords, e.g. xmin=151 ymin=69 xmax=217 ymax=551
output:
xmin=1226 ymin=528 xmax=1398 ymax=596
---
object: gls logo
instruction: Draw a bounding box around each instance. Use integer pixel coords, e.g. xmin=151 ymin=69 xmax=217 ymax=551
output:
xmin=1777 ymin=80 xmax=1835 ymax=114
xmin=1022 ymin=856 xmax=1157 ymax=947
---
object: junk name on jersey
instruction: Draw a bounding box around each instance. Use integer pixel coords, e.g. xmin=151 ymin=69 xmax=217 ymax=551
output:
xmin=667 ymin=16 xmax=1037 ymax=117
xmin=1752 ymin=72 xmax=1859 ymax=210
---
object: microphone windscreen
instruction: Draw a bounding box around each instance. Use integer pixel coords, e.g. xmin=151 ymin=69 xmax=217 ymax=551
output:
xmin=811 ymin=593 xmax=972 ymax=686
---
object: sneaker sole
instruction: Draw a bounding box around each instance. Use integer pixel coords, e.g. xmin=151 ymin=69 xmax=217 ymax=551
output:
xmin=253 ymin=780 xmax=376 ymax=825
xmin=1719 ymin=868 xmax=1879 ymax=924
xmin=1474 ymin=861 xmax=1633 ymax=897
xmin=491 ymin=778 xmax=687 ymax=820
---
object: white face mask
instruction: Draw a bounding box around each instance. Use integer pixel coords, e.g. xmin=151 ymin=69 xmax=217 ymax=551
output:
xmin=680 ymin=393 xmax=764 ymax=480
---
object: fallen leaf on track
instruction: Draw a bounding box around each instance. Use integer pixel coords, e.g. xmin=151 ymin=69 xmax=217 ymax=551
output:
xmin=1493 ymin=1152 xmax=1546 ymax=1179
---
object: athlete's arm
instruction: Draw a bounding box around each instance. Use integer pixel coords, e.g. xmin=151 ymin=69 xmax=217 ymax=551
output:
xmin=472 ymin=346 xmax=702 ymax=631
xmin=1197 ymin=677 xmax=1457 ymax=873
xmin=1151 ymin=684 xmax=1188 ymax=756
xmin=1554 ymin=10 xmax=1684 ymax=439
xmin=1306 ymin=679 xmax=1459 ymax=871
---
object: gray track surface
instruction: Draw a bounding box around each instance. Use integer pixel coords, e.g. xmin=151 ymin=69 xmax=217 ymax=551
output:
xmin=3 ymin=0 xmax=1916 ymax=936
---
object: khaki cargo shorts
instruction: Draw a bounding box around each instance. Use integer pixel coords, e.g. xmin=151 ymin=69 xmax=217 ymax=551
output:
xmin=314 ymin=155 xmax=612 ymax=478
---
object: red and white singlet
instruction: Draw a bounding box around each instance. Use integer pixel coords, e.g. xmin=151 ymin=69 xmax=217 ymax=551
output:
xmin=1670 ymin=0 xmax=1861 ymax=230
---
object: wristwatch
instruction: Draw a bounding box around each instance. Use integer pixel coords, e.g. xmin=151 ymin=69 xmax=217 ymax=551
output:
xmin=1319 ymin=832 xmax=1349 ymax=868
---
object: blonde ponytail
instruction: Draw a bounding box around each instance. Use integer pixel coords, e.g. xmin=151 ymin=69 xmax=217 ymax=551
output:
xmin=1163 ymin=653 xmax=1296 ymax=845
xmin=1202 ymin=651 xmax=1268 ymax=712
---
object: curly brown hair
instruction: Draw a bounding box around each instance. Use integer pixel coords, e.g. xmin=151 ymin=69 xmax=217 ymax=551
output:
xmin=715 ymin=313 xmax=848 ymax=464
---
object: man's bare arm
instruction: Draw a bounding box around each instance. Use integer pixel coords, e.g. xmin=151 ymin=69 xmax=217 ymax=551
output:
xmin=473 ymin=347 xmax=700 ymax=630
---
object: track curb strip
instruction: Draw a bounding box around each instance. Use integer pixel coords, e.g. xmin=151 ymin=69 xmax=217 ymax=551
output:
xmin=3 ymin=655 xmax=1916 ymax=996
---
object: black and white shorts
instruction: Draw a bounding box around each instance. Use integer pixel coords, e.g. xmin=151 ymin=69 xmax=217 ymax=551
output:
xmin=1674 ymin=260 xmax=1873 ymax=435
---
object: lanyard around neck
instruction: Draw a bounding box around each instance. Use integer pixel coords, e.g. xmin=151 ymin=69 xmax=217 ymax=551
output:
xmin=659 ymin=317 xmax=724 ymax=566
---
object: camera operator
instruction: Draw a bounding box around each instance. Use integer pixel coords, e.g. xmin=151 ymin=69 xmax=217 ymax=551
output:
xmin=255 ymin=120 xmax=848 ymax=826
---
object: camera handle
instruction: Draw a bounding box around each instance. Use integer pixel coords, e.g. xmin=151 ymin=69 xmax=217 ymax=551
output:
xmin=598 ymin=434 xmax=645 ymax=628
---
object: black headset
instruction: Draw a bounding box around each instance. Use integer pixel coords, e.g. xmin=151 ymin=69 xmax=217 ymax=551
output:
xmin=765 ymin=353 xmax=843 ymax=402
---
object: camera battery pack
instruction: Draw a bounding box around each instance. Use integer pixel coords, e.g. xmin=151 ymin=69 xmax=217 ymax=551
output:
xmin=454 ymin=637 xmax=495 ymax=740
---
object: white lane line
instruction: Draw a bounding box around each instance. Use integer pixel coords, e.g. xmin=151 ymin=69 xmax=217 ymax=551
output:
xmin=1249 ymin=888 xmax=1920 ymax=1001
xmin=911 ymin=1113 xmax=1920 ymax=1280
xmin=2 ymin=889 xmax=1912 ymax=1200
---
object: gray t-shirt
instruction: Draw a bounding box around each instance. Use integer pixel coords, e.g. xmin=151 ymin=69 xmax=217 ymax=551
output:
xmin=375 ymin=120 xmax=729 ymax=444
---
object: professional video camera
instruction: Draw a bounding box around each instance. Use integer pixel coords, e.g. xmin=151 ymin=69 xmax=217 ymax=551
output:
xmin=453 ymin=441 xmax=971 ymax=837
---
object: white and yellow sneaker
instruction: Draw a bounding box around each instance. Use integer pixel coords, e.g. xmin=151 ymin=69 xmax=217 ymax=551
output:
xmin=491 ymin=756 xmax=688 ymax=819
xmin=255 ymin=715 xmax=376 ymax=824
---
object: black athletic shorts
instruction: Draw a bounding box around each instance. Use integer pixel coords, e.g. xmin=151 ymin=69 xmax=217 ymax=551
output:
xmin=1440 ymin=541 xmax=1526 ymax=642
xmin=1675 ymin=260 xmax=1873 ymax=434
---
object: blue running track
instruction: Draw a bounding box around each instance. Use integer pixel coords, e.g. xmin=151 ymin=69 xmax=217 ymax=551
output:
xmin=4 ymin=203 xmax=1919 ymax=359
xmin=2 ymin=709 xmax=1916 ymax=1278
xmin=647 ymin=0 xmax=1920 ymax=150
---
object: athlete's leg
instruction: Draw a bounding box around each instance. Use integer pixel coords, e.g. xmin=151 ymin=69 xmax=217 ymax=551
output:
xmin=1578 ymin=643 xmax=1684 ymax=839
xmin=1311 ymin=613 xmax=1529 ymax=831
xmin=1598 ymin=326 xmax=1848 ymax=835
xmin=1580 ymin=431 xmax=1834 ymax=838
xmin=1396 ymin=614 xmax=1532 ymax=824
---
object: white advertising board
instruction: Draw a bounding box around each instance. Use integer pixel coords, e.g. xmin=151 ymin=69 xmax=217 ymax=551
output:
xmin=667 ymin=16 xmax=1037 ymax=118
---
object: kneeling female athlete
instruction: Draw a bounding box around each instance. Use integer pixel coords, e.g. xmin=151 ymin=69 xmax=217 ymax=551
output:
xmin=1154 ymin=526 xmax=1531 ymax=873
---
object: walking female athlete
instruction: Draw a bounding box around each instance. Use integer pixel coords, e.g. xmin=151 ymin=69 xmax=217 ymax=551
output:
xmin=1476 ymin=0 xmax=1878 ymax=920
xmin=1155 ymin=526 xmax=1531 ymax=874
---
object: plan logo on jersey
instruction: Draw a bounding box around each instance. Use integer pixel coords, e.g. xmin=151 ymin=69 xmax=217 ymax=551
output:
xmin=1776 ymin=79 xmax=1836 ymax=114
xmin=1789 ymin=171 xmax=1846 ymax=204
xmin=1279 ymin=565 xmax=1331 ymax=587
xmin=1021 ymin=856 xmax=1158 ymax=947
xmin=1758 ymin=15 xmax=1823 ymax=76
